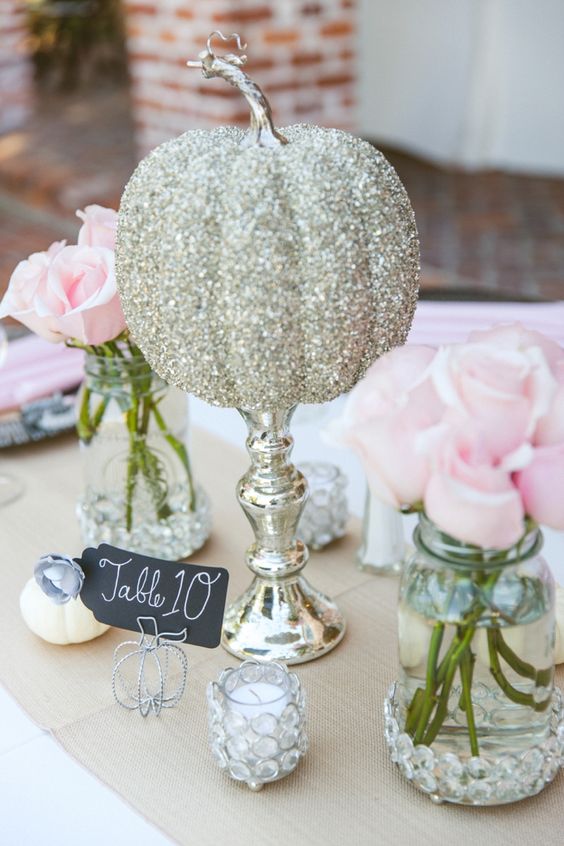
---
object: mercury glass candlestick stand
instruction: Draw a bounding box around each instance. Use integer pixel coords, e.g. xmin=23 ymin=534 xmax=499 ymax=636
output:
xmin=221 ymin=409 xmax=346 ymax=664
xmin=116 ymin=32 xmax=420 ymax=665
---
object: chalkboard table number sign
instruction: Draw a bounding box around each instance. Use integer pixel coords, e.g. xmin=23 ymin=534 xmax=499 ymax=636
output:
xmin=34 ymin=545 xmax=230 ymax=717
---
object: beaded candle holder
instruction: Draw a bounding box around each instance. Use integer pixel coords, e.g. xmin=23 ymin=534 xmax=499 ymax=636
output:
xmin=207 ymin=660 xmax=308 ymax=791
xmin=298 ymin=461 xmax=348 ymax=551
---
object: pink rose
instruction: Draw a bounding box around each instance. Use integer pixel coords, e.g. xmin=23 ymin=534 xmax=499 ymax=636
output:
xmin=0 ymin=241 xmax=66 ymax=322
xmin=348 ymin=404 xmax=446 ymax=507
xmin=429 ymin=336 xmax=556 ymax=459
xmin=535 ymin=358 xmax=564 ymax=445
xmin=425 ymin=425 xmax=525 ymax=549
xmin=326 ymin=345 xmax=445 ymax=507
xmin=332 ymin=345 xmax=438 ymax=428
xmin=469 ymin=322 xmax=564 ymax=371
xmin=0 ymin=244 xmax=125 ymax=345
xmin=515 ymin=443 xmax=564 ymax=529
xmin=77 ymin=205 xmax=118 ymax=250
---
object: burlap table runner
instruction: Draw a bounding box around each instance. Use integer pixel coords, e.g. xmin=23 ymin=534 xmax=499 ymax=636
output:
xmin=1 ymin=429 xmax=563 ymax=846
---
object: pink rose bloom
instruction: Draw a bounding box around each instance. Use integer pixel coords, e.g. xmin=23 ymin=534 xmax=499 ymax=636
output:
xmin=349 ymin=403 xmax=446 ymax=507
xmin=535 ymin=387 xmax=564 ymax=445
xmin=425 ymin=425 xmax=525 ymax=549
xmin=429 ymin=336 xmax=556 ymax=459
xmin=535 ymin=358 xmax=564 ymax=445
xmin=0 ymin=243 xmax=126 ymax=345
xmin=469 ymin=322 xmax=564 ymax=371
xmin=470 ymin=323 xmax=564 ymax=447
xmin=0 ymin=241 xmax=66 ymax=324
xmin=326 ymin=345 xmax=445 ymax=507
xmin=332 ymin=345 xmax=438 ymax=428
xmin=77 ymin=204 xmax=118 ymax=250
xmin=515 ymin=443 xmax=564 ymax=530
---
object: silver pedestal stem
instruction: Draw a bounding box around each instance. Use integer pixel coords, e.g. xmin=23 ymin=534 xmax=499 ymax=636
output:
xmin=221 ymin=407 xmax=346 ymax=664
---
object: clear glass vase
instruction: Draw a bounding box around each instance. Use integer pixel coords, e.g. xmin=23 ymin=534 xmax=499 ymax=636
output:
xmin=76 ymin=346 xmax=211 ymax=560
xmin=385 ymin=513 xmax=563 ymax=805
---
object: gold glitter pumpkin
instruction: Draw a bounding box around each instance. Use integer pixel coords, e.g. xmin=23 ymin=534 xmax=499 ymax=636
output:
xmin=116 ymin=35 xmax=419 ymax=410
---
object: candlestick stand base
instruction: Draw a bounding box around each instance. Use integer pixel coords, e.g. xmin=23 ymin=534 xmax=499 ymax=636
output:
xmin=222 ymin=572 xmax=345 ymax=664
xmin=221 ymin=408 xmax=345 ymax=665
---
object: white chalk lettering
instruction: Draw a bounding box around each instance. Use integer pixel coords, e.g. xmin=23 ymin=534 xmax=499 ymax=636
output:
xmin=98 ymin=556 xmax=222 ymax=623
xmin=162 ymin=569 xmax=185 ymax=617
xmin=100 ymin=557 xmax=132 ymax=602
xmin=183 ymin=572 xmax=221 ymax=620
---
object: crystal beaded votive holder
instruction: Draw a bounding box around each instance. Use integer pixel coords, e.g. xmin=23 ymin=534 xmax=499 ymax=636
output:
xmin=298 ymin=461 xmax=348 ymax=551
xmin=384 ymin=683 xmax=564 ymax=805
xmin=207 ymin=660 xmax=308 ymax=791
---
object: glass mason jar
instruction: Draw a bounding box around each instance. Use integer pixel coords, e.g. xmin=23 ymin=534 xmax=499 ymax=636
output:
xmin=385 ymin=513 xmax=563 ymax=805
xmin=76 ymin=348 xmax=211 ymax=560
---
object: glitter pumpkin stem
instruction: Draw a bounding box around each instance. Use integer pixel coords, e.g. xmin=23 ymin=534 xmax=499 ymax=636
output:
xmin=187 ymin=31 xmax=288 ymax=149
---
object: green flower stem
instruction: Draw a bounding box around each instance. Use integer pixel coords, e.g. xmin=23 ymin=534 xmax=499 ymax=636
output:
xmin=77 ymin=384 xmax=93 ymax=443
xmin=459 ymin=647 xmax=479 ymax=756
xmin=404 ymin=687 xmax=426 ymax=735
xmin=422 ymin=625 xmax=476 ymax=747
xmin=487 ymin=629 xmax=551 ymax=712
xmin=536 ymin=666 xmax=553 ymax=687
xmin=412 ymin=622 xmax=444 ymax=744
xmin=494 ymin=628 xmax=537 ymax=680
xmin=141 ymin=395 xmax=151 ymax=434
xmin=125 ymin=397 xmax=140 ymax=532
xmin=494 ymin=628 xmax=553 ymax=688
xmin=76 ymin=384 xmax=109 ymax=444
xmin=124 ymin=391 xmax=172 ymax=529
xmin=150 ymin=400 xmax=196 ymax=511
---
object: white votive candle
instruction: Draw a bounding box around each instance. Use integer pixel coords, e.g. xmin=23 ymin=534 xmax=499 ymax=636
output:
xmin=227 ymin=681 xmax=289 ymax=719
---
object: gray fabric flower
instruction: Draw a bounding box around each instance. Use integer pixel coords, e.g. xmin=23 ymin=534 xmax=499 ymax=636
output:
xmin=34 ymin=553 xmax=84 ymax=604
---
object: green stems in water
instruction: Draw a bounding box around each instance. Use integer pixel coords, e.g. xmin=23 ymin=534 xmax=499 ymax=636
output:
xmin=411 ymin=622 xmax=443 ymax=744
xmin=487 ymin=629 xmax=551 ymax=713
xmin=405 ymin=588 xmax=552 ymax=755
xmin=77 ymin=341 xmax=196 ymax=533
xmin=151 ymin=400 xmax=196 ymax=511
xmin=459 ymin=647 xmax=478 ymax=756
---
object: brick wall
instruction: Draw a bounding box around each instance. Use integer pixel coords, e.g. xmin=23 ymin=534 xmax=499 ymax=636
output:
xmin=0 ymin=1 xmax=33 ymax=134
xmin=122 ymin=0 xmax=357 ymax=156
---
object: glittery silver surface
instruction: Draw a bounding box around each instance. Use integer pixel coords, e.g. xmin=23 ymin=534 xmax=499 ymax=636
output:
xmin=116 ymin=124 xmax=419 ymax=409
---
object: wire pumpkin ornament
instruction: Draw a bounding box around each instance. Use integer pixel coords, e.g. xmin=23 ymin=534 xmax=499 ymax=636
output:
xmin=112 ymin=617 xmax=188 ymax=717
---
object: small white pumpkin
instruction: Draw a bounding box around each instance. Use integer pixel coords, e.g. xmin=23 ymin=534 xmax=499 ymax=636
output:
xmin=20 ymin=578 xmax=109 ymax=645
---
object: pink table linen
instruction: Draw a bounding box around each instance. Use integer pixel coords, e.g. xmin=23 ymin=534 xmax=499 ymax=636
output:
xmin=408 ymin=300 xmax=564 ymax=347
xmin=0 ymin=335 xmax=84 ymax=412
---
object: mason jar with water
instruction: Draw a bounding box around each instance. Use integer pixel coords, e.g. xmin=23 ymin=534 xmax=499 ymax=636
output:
xmin=384 ymin=513 xmax=563 ymax=805
xmin=76 ymin=347 xmax=211 ymax=560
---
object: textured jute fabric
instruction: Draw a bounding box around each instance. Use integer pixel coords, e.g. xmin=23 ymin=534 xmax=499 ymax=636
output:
xmin=1 ymin=429 xmax=563 ymax=846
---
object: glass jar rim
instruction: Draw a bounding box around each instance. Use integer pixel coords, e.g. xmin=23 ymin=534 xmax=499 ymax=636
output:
xmin=83 ymin=347 xmax=163 ymax=387
xmin=414 ymin=512 xmax=543 ymax=568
